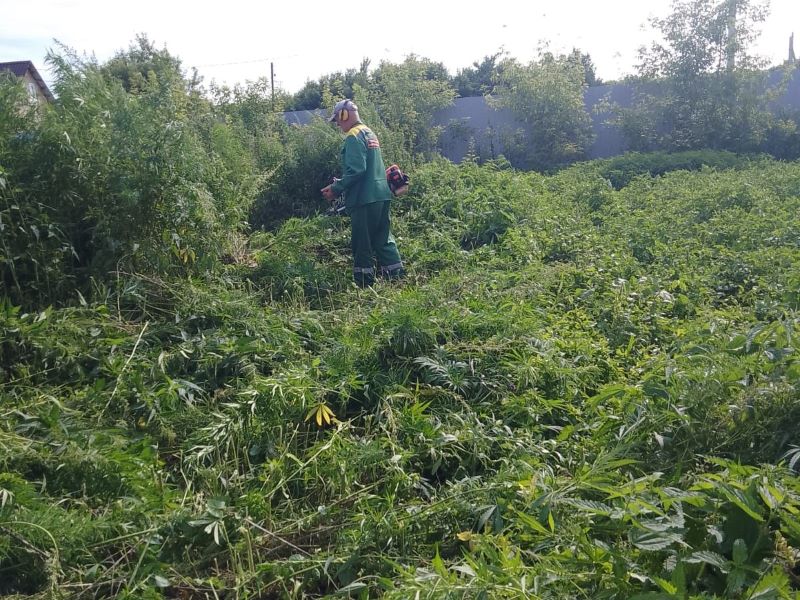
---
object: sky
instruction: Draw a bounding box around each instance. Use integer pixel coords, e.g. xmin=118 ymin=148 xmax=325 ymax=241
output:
xmin=2 ymin=0 xmax=799 ymax=94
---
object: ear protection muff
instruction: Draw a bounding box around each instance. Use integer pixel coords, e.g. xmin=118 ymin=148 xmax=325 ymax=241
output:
xmin=337 ymin=100 xmax=355 ymax=123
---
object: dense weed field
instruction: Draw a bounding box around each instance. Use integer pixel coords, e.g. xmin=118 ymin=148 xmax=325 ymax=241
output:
xmin=2 ymin=157 xmax=800 ymax=598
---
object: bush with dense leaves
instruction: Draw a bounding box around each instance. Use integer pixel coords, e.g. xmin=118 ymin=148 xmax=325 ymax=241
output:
xmin=1 ymin=42 xmax=262 ymax=307
xmin=588 ymin=149 xmax=762 ymax=189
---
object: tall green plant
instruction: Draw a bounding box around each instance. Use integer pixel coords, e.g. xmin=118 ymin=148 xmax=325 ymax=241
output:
xmin=249 ymin=117 xmax=341 ymax=229
xmin=1 ymin=40 xmax=264 ymax=307
xmin=0 ymin=79 xmax=74 ymax=306
xmin=616 ymin=0 xmax=794 ymax=154
xmin=368 ymin=55 xmax=456 ymax=161
xmin=491 ymin=53 xmax=595 ymax=171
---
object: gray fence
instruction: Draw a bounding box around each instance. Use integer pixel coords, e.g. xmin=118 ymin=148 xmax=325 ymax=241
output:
xmin=284 ymin=68 xmax=800 ymax=163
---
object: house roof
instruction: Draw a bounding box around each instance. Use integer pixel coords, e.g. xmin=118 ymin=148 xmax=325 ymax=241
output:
xmin=0 ymin=60 xmax=55 ymax=102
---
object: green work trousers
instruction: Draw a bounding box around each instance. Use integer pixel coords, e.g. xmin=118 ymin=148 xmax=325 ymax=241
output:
xmin=349 ymin=200 xmax=403 ymax=286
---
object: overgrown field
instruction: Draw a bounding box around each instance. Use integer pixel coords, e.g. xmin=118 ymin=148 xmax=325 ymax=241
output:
xmin=2 ymin=158 xmax=800 ymax=598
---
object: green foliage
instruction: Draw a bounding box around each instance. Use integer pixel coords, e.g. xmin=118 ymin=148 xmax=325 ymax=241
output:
xmin=0 ymin=78 xmax=76 ymax=306
xmin=286 ymin=58 xmax=371 ymax=112
xmin=368 ymin=56 xmax=457 ymax=160
xmin=567 ymin=47 xmax=601 ymax=86
xmin=585 ymin=149 xmax=759 ymax=188
xmin=3 ymin=125 xmax=800 ymax=598
xmin=101 ymin=33 xmax=189 ymax=93
xmin=616 ymin=70 xmax=782 ymax=153
xmin=7 ymin=27 xmax=800 ymax=599
xmin=492 ymin=52 xmax=595 ymax=171
xmin=249 ymin=118 xmax=342 ymax=229
xmin=762 ymin=106 xmax=800 ymax=159
xmin=616 ymin=0 xmax=800 ymax=156
xmin=453 ymin=51 xmax=507 ymax=98
xmin=0 ymin=41 xmax=263 ymax=306
xmin=638 ymin=0 xmax=769 ymax=79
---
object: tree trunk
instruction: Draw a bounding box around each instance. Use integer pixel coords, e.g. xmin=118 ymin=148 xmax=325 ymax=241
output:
xmin=726 ymin=0 xmax=738 ymax=72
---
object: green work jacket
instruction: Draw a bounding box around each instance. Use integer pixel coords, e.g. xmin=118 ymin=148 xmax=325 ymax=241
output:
xmin=331 ymin=123 xmax=393 ymax=209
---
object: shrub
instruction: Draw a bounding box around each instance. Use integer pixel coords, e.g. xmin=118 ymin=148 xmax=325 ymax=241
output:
xmin=249 ymin=119 xmax=341 ymax=229
xmin=1 ymin=42 xmax=261 ymax=306
xmin=491 ymin=53 xmax=594 ymax=171
xmin=591 ymin=149 xmax=759 ymax=189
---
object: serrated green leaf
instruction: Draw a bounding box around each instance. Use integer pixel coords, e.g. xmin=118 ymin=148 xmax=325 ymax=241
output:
xmin=431 ymin=548 xmax=447 ymax=577
xmin=513 ymin=508 xmax=551 ymax=536
xmin=726 ymin=568 xmax=747 ymax=594
xmin=685 ymin=550 xmax=730 ymax=572
xmin=631 ymin=530 xmax=683 ymax=551
xmin=563 ymin=498 xmax=615 ymax=515
xmin=722 ymin=487 xmax=765 ymax=523
xmin=653 ymin=576 xmax=677 ymax=594
xmin=746 ymin=566 xmax=791 ymax=599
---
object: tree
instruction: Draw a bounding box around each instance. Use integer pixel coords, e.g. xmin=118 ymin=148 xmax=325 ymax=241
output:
xmin=638 ymin=0 xmax=768 ymax=79
xmin=453 ymin=51 xmax=506 ymax=97
xmin=101 ymin=34 xmax=188 ymax=93
xmin=0 ymin=39 xmax=268 ymax=303
xmin=210 ymin=77 xmax=289 ymax=136
xmin=287 ymin=58 xmax=371 ymax=111
xmin=289 ymin=80 xmax=323 ymax=111
xmin=618 ymin=0 xmax=780 ymax=153
xmin=491 ymin=53 xmax=594 ymax=171
xmin=368 ymin=55 xmax=456 ymax=161
xmin=567 ymin=48 xmax=600 ymax=86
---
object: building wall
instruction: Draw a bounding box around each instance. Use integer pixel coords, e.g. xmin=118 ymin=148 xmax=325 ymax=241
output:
xmin=283 ymin=68 xmax=800 ymax=163
xmin=21 ymin=70 xmax=50 ymax=107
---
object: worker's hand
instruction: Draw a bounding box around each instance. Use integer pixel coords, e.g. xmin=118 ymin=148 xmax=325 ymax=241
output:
xmin=321 ymin=184 xmax=336 ymax=202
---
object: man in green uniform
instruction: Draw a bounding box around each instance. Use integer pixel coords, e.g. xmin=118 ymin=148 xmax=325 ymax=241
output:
xmin=321 ymin=99 xmax=404 ymax=287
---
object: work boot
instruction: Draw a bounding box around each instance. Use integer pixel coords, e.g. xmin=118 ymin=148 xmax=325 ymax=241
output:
xmin=353 ymin=267 xmax=375 ymax=288
xmin=380 ymin=264 xmax=405 ymax=281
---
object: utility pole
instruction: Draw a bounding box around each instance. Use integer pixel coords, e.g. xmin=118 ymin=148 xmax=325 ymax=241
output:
xmin=270 ymin=62 xmax=275 ymax=110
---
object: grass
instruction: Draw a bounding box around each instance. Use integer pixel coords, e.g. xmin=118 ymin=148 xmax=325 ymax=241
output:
xmin=1 ymin=157 xmax=799 ymax=598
